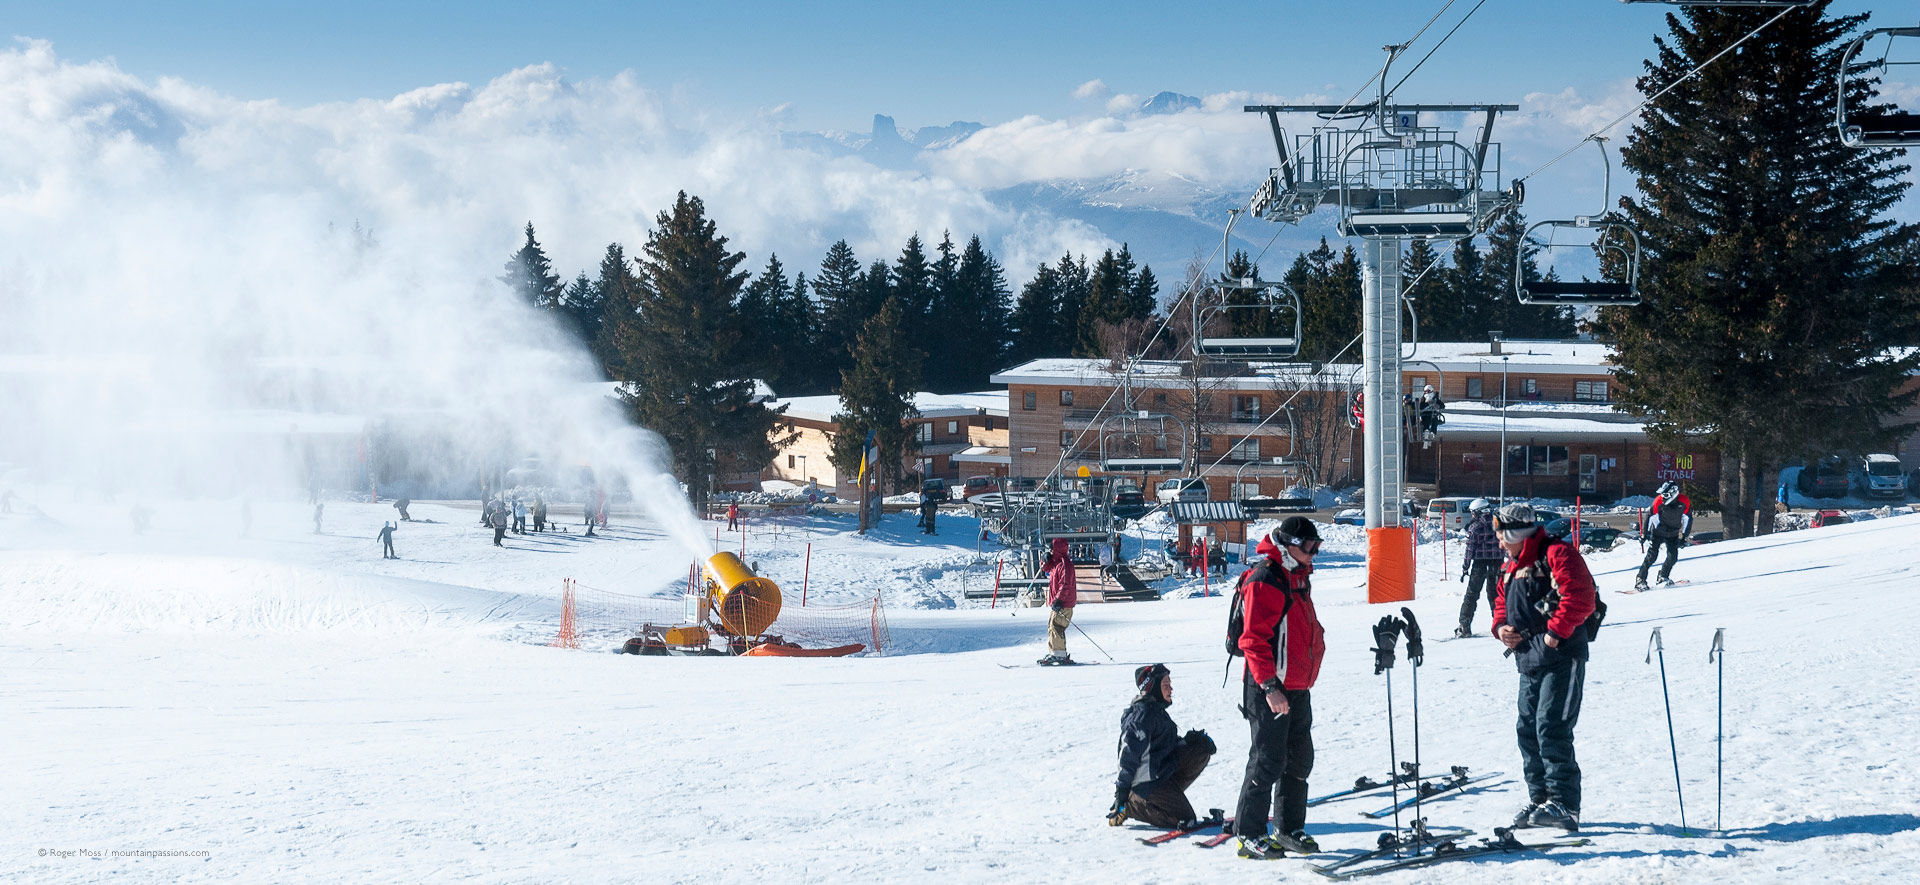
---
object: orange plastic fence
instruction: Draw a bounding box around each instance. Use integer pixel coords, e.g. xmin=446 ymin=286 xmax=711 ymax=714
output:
xmin=1366 ymin=526 xmax=1416 ymax=604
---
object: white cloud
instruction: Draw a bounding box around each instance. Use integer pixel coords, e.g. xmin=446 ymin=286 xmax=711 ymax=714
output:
xmin=1104 ymin=93 xmax=1140 ymax=115
xmin=1073 ymin=79 xmax=1109 ymax=101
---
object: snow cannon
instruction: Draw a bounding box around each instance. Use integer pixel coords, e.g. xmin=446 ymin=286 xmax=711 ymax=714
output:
xmin=702 ymin=551 xmax=782 ymax=638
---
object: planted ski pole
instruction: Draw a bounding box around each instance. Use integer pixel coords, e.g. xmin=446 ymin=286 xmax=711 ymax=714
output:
xmin=1710 ymin=627 xmax=1725 ymax=835
xmin=1371 ymin=615 xmax=1407 ymax=853
xmin=1646 ymin=627 xmax=1689 ymax=835
xmin=1400 ymin=607 xmax=1426 ymax=849
xmin=1072 ymin=620 xmax=1114 ymax=661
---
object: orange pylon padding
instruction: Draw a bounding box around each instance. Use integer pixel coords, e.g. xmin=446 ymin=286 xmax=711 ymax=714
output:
xmin=1367 ymin=526 xmax=1416 ymax=604
xmin=550 ymin=578 xmax=579 ymax=649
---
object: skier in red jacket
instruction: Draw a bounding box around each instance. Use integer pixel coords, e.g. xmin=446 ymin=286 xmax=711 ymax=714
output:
xmin=1490 ymin=501 xmax=1598 ymax=833
xmin=1231 ymin=516 xmax=1327 ymax=859
xmin=1039 ymin=538 xmax=1078 ymax=664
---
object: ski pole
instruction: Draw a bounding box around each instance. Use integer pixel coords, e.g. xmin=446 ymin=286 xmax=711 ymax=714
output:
xmin=1401 ymin=607 xmax=1426 ymax=852
xmin=1710 ymin=627 xmax=1725 ymax=834
xmin=1072 ymin=620 xmax=1114 ymax=661
xmin=1371 ymin=616 xmax=1406 ymax=854
xmin=1646 ymin=627 xmax=1689 ymax=835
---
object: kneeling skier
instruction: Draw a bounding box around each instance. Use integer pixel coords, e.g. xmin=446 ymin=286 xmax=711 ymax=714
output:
xmin=1107 ymin=664 xmax=1216 ymax=830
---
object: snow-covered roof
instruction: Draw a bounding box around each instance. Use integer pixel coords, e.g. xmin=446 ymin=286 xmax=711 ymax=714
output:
xmin=954 ymin=445 xmax=1011 ymax=464
xmin=771 ymin=391 xmax=1008 ymax=424
xmin=1438 ymin=408 xmax=1648 ymax=440
xmin=1407 ymin=340 xmax=1616 ymax=374
xmin=992 ymin=359 xmax=1361 ymax=391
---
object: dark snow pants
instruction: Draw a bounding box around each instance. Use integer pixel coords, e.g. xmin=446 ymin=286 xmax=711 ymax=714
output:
xmin=1516 ymin=658 xmax=1584 ymax=812
xmin=1459 ymin=559 xmax=1501 ymax=629
xmin=382 ymin=538 xmax=395 ymax=559
xmin=1125 ymin=741 xmax=1214 ymax=829
xmin=1234 ymin=685 xmax=1313 ymax=837
xmin=1637 ymin=535 xmax=1681 ymax=583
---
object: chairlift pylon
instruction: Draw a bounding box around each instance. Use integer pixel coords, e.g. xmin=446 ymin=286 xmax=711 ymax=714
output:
xmin=1194 ymin=277 xmax=1302 ymax=360
xmin=1838 ymin=26 xmax=1920 ymax=149
xmin=1514 ymin=139 xmax=1642 ymax=307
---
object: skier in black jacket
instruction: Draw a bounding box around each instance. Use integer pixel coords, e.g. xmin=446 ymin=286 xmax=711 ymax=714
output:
xmin=1108 ymin=664 xmax=1216 ymax=830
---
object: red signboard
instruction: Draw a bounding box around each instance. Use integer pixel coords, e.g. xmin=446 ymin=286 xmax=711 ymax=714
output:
xmin=1657 ymin=452 xmax=1697 ymax=481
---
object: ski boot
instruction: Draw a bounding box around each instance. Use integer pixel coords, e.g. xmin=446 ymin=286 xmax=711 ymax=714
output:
xmin=1529 ymin=801 xmax=1579 ymax=832
xmin=1453 ymin=624 xmax=1473 ymax=639
xmin=1237 ymin=835 xmax=1286 ymax=859
xmin=1658 ymin=575 xmax=1677 ymax=587
xmin=1510 ymin=800 xmax=1543 ymax=829
xmin=1272 ymin=830 xmax=1319 ymax=854
xmin=1634 ymin=578 xmax=1650 ymax=593
xmin=1037 ymin=651 xmax=1074 ymax=666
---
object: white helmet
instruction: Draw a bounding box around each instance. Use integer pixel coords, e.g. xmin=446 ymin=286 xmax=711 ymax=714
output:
xmin=1470 ymin=497 xmax=1492 ymax=513
xmin=1423 ymin=384 xmax=1435 ymax=393
xmin=1657 ymin=481 xmax=1680 ymax=502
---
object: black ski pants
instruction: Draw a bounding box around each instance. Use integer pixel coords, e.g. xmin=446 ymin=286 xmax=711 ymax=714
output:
xmin=1637 ymin=535 xmax=1681 ymax=583
xmin=1459 ymin=559 xmax=1501 ymax=629
xmin=1516 ymin=658 xmax=1585 ymax=812
xmin=1233 ymin=683 xmax=1313 ymax=837
xmin=381 ymin=538 xmax=395 ymax=559
xmin=1125 ymin=741 xmax=1214 ymax=829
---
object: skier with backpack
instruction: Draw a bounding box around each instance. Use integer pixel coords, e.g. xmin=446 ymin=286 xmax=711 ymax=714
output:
xmin=1107 ymin=664 xmax=1216 ymax=830
xmin=1635 ymin=481 xmax=1692 ymax=591
xmin=1489 ymin=502 xmax=1600 ymax=833
xmin=1227 ymin=516 xmax=1327 ymax=858
xmin=1456 ymin=498 xmax=1502 ymax=638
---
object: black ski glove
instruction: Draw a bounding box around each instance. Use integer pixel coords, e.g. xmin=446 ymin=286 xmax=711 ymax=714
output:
xmin=1183 ymin=728 xmax=1216 ymax=755
xmin=1051 ymin=600 xmax=1064 ymax=613
xmin=1399 ymin=606 xmax=1424 ymax=666
xmin=1371 ymin=616 xmax=1403 ymax=675
xmin=1459 ymin=566 xmax=1468 ymax=583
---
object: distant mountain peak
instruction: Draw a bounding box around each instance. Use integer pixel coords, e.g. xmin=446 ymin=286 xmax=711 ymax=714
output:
xmin=1139 ymin=91 xmax=1201 ymax=115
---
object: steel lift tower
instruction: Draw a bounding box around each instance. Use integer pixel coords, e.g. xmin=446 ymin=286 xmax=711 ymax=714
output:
xmin=1245 ymin=73 xmax=1516 ymax=602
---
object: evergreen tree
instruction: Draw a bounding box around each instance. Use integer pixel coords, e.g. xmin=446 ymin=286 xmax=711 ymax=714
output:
xmin=1009 ymin=262 xmax=1063 ymax=364
xmin=1076 ymin=249 xmax=1126 ymax=356
xmin=1295 ymin=238 xmax=1361 ymax=361
xmin=737 ymin=255 xmax=816 ymax=394
xmin=944 ymin=234 xmax=1013 ymax=390
xmin=501 ymin=222 xmax=564 ymax=311
xmin=594 ymin=242 xmax=644 ymax=381
xmin=813 ymin=240 xmax=867 ymax=390
xmin=1606 ymin=2 xmax=1920 ymax=537
xmin=1402 ymin=238 xmax=1461 ymax=341
xmin=924 ymin=232 xmax=966 ymax=391
xmin=560 ymin=272 xmax=603 ymax=350
xmin=1054 ymin=253 xmax=1092 ymax=356
xmin=891 ymin=234 xmax=935 ymax=349
xmin=619 ymin=192 xmax=785 ymax=506
xmin=829 ymin=297 xmax=924 ymax=496
xmin=1481 ymin=210 xmax=1576 ymax=339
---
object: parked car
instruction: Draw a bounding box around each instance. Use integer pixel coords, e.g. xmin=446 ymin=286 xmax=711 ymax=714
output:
xmin=920 ymin=477 xmax=949 ymax=504
xmin=1332 ymin=502 xmax=1421 ymax=526
xmin=1426 ymin=496 xmax=1477 ymax=532
xmin=1811 ymin=509 xmax=1851 ymax=528
xmin=1687 ymin=531 xmax=1724 ymax=545
xmin=1543 ymin=518 xmax=1625 ymax=551
xmin=1111 ymin=489 xmax=1149 ymax=521
xmin=1155 ymin=477 xmax=1211 ymax=505
xmin=961 ymin=475 xmax=997 ymax=501
xmin=1798 ymin=458 xmax=1850 ymax=498
xmin=1857 ymin=454 xmax=1907 ymax=499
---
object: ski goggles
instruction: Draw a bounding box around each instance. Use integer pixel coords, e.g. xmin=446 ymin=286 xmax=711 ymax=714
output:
xmin=1275 ymin=533 xmax=1321 ymax=555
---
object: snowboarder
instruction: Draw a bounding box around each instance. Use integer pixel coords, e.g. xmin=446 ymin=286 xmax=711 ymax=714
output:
xmin=130 ymin=504 xmax=152 ymax=535
xmin=727 ymin=501 xmax=740 ymax=531
xmin=394 ymin=498 xmax=412 ymax=522
xmin=920 ymin=494 xmax=937 ymax=535
xmin=1635 ymin=482 xmax=1692 ymax=591
xmin=1040 ymin=538 xmax=1077 ymax=664
xmin=1490 ymin=502 xmax=1597 ymax=833
xmin=312 ymin=501 xmax=324 ymax=534
xmin=377 ymin=521 xmax=397 ymax=559
xmin=1457 ymin=498 xmax=1502 ymax=637
xmin=1230 ymin=516 xmax=1326 ymax=858
xmin=1109 ymin=664 xmax=1216 ymax=830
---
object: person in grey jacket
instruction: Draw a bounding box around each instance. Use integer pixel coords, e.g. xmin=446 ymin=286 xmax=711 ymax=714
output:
xmin=1108 ymin=664 xmax=1216 ymax=830
xmin=1456 ymin=498 xmax=1502 ymax=637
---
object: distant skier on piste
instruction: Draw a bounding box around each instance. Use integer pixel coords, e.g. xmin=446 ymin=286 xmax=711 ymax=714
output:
xmin=1230 ymin=516 xmax=1326 ymax=859
xmin=377 ymin=521 xmax=397 ymax=559
xmin=1490 ymin=502 xmax=1598 ymax=833
xmin=1457 ymin=498 xmax=1501 ymax=637
xmin=1635 ymin=481 xmax=1692 ymax=591
xmin=1108 ymin=663 xmax=1216 ymax=830
xmin=1038 ymin=538 xmax=1076 ymax=664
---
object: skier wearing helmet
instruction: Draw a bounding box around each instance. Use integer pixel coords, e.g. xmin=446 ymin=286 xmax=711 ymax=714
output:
xmin=1416 ymin=384 xmax=1445 ymax=446
xmin=1456 ymin=497 xmax=1502 ymax=637
xmin=1635 ymin=482 xmax=1692 ymax=591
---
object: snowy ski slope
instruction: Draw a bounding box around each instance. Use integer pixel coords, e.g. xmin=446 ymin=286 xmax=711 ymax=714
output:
xmin=3 ymin=490 xmax=1916 ymax=883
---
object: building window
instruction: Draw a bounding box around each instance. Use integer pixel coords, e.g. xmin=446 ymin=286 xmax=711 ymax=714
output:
xmin=916 ymin=423 xmax=932 ymax=442
xmin=1061 ymin=431 xmax=1074 ymax=447
xmin=1198 ymin=436 xmax=1213 ymax=452
xmin=1507 ymin=445 xmax=1568 ymax=476
xmin=1059 ymin=389 xmax=1073 ymax=406
xmin=1232 ymin=395 xmax=1261 ymax=420
xmin=1521 ymin=378 xmax=1539 ymax=399
xmin=1575 ymin=381 xmax=1609 ymax=402
xmin=1234 ymin=438 xmax=1259 ymax=461
xmin=1231 ymin=481 xmax=1260 ymax=500
xmin=787 ymin=455 xmax=795 ymax=468
xmin=1467 ymin=377 xmax=1483 ymax=398
xmin=947 ymin=420 xmax=958 ymax=435
xmin=1023 ymin=391 xmax=1036 ymax=410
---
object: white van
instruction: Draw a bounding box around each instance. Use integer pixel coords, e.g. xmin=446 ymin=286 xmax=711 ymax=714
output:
xmin=1426 ymin=496 xmax=1478 ymax=532
xmin=1156 ymin=477 xmax=1212 ymax=505
xmin=1859 ymin=454 xmax=1907 ymax=499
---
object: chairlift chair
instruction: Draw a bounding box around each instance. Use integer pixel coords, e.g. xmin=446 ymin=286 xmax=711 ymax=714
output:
xmin=1194 ymin=278 xmax=1302 ymax=360
xmin=1514 ymin=138 xmax=1642 ymax=306
xmin=1096 ymin=412 xmax=1188 ymax=475
xmin=1838 ymin=27 xmax=1920 ymax=148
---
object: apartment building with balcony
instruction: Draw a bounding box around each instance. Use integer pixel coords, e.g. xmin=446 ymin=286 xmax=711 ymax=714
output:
xmin=760 ymin=391 xmax=1009 ymax=491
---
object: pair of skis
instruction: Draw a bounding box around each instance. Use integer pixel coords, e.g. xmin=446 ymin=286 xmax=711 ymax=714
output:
xmin=1308 ymin=820 xmax=1474 ymax=877
xmin=1358 ymin=770 xmax=1503 ymax=819
xmin=1313 ymin=827 xmax=1589 ymax=879
xmin=1136 ymin=811 xmax=1227 ymax=846
xmin=1305 ymin=763 xmax=1463 ymax=807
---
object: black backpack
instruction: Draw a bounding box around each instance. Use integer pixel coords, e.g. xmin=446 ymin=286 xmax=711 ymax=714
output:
xmin=1226 ymin=560 xmax=1294 ymax=657
xmin=1537 ymin=533 xmax=1608 ymax=642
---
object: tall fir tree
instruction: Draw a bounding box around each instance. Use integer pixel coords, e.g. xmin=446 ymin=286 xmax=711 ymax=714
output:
xmin=1009 ymin=262 xmax=1064 ymax=364
xmin=618 ymin=192 xmax=786 ymax=505
xmin=501 ymin=222 xmax=564 ymax=311
xmin=891 ymin=234 xmax=935 ymax=353
xmin=1402 ymin=237 xmax=1460 ymax=341
xmin=829 ymin=297 xmax=924 ymax=496
xmin=560 ymin=272 xmax=604 ymax=352
xmin=1606 ymin=2 xmax=1920 ymax=537
xmin=945 ymin=234 xmax=1013 ymax=390
xmin=593 ymin=242 xmax=644 ymax=381
xmin=736 ymin=255 xmax=816 ymax=394
xmin=813 ymin=240 xmax=868 ymax=392
xmin=1053 ymin=253 xmax=1092 ymax=356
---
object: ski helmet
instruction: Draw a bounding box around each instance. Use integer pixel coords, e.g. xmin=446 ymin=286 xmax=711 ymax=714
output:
xmin=1134 ymin=663 xmax=1171 ymax=699
xmin=1469 ymin=497 xmax=1492 ymax=513
xmin=1423 ymin=384 xmax=1435 ymax=394
xmin=1657 ymin=481 xmax=1679 ymax=502
xmin=1494 ymin=502 xmax=1537 ymax=544
xmin=1271 ymin=515 xmax=1322 ymax=554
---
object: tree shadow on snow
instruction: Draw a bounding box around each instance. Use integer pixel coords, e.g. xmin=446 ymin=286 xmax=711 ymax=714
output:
xmin=1724 ymin=813 xmax=1920 ymax=842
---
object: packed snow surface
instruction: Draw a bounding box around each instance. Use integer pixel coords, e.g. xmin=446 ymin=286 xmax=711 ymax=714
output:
xmin=4 ymin=487 xmax=1917 ymax=882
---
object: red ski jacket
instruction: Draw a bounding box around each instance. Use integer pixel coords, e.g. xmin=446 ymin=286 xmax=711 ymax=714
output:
xmin=1045 ymin=538 xmax=1077 ymax=608
xmin=1491 ymin=529 xmax=1597 ymax=646
xmin=1238 ymin=536 xmax=1325 ymax=690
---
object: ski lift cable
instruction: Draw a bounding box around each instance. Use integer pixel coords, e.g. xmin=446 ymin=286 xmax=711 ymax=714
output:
xmin=1382 ymin=0 xmax=1494 ymax=104
xmin=1193 ymin=332 xmax=1364 ymax=488
xmin=1514 ymin=3 xmax=1798 ymax=186
xmin=1314 ymin=0 xmax=1460 ymax=129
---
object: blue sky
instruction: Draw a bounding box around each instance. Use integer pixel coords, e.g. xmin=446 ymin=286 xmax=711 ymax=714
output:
xmin=3 ymin=0 xmax=1889 ymax=131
